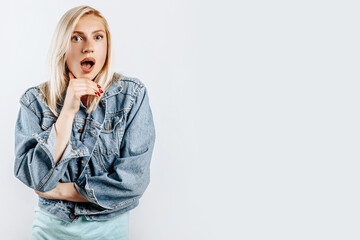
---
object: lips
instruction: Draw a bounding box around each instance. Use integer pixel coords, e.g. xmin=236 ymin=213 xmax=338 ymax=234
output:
xmin=80 ymin=57 xmax=96 ymax=73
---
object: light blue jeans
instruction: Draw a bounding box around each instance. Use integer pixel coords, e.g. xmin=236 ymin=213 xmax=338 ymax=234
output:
xmin=30 ymin=205 xmax=129 ymax=240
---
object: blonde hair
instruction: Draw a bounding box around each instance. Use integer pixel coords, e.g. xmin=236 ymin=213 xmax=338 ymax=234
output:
xmin=39 ymin=5 xmax=114 ymax=116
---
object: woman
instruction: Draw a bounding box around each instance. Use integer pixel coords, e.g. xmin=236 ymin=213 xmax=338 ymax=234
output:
xmin=14 ymin=5 xmax=156 ymax=239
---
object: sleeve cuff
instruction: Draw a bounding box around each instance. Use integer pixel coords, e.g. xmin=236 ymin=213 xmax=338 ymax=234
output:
xmin=74 ymin=177 xmax=114 ymax=210
xmin=32 ymin=123 xmax=89 ymax=167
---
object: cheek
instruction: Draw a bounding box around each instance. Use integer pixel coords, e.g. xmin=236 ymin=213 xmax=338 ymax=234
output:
xmin=65 ymin=57 xmax=75 ymax=68
xmin=65 ymin=52 xmax=74 ymax=65
xmin=99 ymin=46 xmax=108 ymax=64
xmin=66 ymin=46 xmax=79 ymax=63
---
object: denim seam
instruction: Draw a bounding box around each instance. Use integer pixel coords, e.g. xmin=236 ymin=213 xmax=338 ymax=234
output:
xmin=89 ymin=188 xmax=114 ymax=210
xmin=20 ymin=100 xmax=41 ymax=122
xmin=36 ymin=162 xmax=55 ymax=191
xmin=102 ymin=77 xmax=143 ymax=99
xmin=102 ymin=89 xmax=123 ymax=99
xmin=121 ymin=78 xmax=143 ymax=87
xmin=90 ymin=189 xmax=140 ymax=210
xmin=87 ymin=129 xmax=97 ymax=135
xmin=37 ymin=166 xmax=54 ymax=191
xmin=35 ymin=131 xmax=58 ymax=191
xmin=106 ymin=109 xmax=129 ymax=117
xmin=93 ymin=148 xmax=118 ymax=156
xmin=101 ymin=115 xmax=124 ymax=133
xmin=128 ymin=85 xmax=144 ymax=111
xmin=76 ymin=118 xmax=104 ymax=183
xmin=83 ymin=174 xmax=113 ymax=210
xmin=93 ymin=153 xmax=109 ymax=173
xmin=19 ymin=97 xmax=30 ymax=107
xmin=20 ymin=86 xmax=39 ymax=105
xmin=116 ymin=196 xmax=140 ymax=208
xmin=44 ymin=124 xmax=53 ymax=142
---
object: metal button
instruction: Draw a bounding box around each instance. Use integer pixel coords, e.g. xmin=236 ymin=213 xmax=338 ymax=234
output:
xmin=69 ymin=213 xmax=75 ymax=219
xmin=82 ymin=160 xmax=85 ymax=164
xmin=78 ymin=128 xmax=83 ymax=133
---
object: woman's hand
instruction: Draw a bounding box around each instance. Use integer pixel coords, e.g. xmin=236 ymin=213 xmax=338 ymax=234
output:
xmin=34 ymin=182 xmax=90 ymax=203
xmin=34 ymin=182 xmax=64 ymax=200
xmin=62 ymin=71 xmax=103 ymax=115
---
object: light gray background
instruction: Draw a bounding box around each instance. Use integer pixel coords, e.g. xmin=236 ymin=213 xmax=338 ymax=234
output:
xmin=1 ymin=0 xmax=359 ymax=239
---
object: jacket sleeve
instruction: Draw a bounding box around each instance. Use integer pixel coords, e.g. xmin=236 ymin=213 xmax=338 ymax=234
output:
xmin=74 ymin=85 xmax=156 ymax=210
xmin=14 ymin=93 xmax=81 ymax=192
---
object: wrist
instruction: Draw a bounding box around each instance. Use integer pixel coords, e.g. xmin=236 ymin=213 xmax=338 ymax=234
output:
xmin=59 ymin=108 xmax=77 ymax=119
xmin=57 ymin=182 xmax=72 ymax=201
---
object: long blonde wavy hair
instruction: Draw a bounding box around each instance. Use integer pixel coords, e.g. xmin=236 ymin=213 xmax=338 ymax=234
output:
xmin=39 ymin=5 xmax=114 ymax=116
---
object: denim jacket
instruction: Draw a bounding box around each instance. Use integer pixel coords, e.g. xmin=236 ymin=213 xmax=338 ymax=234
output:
xmin=14 ymin=72 xmax=156 ymax=223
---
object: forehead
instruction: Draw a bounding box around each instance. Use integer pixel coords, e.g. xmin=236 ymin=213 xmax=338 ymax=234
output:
xmin=74 ymin=15 xmax=105 ymax=32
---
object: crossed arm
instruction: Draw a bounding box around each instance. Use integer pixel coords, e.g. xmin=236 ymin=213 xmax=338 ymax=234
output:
xmin=32 ymin=104 xmax=89 ymax=202
xmin=34 ymin=182 xmax=89 ymax=202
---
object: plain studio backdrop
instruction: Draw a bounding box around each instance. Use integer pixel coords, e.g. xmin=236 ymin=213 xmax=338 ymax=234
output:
xmin=0 ymin=0 xmax=359 ymax=239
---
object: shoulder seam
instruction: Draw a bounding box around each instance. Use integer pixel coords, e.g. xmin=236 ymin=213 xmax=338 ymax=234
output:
xmin=19 ymin=85 xmax=43 ymax=119
xmin=20 ymin=86 xmax=40 ymax=106
xmin=104 ymin=73 xmax=146 ymax=100
xmin=128 ymin=84 xmax=146 ymax=110
xmin=120 ymin=78 xmax=144 ymax=87
xmin=118 ymin=74 xmax=145 ymax=88
xmin=19 ymin=98 xmax=41 ymax=121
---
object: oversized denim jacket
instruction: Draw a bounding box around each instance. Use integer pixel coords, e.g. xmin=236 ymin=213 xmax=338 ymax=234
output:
xmin=14 ymin=72 xmax=156 ymax=223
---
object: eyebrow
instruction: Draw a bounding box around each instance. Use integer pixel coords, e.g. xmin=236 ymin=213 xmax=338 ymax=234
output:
xmin=72 ymin=30 xmax=105 ymax=35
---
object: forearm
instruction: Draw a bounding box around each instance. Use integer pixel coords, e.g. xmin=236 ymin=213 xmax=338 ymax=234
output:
xmin=35 ymin=182 xmax=90 ymax=202
xmin=54 ymin=110 xmax=75 ymax=165
xmin=62 ymin=182 xmax=90 ymax=203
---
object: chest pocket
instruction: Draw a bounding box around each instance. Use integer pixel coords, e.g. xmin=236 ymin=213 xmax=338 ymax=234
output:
xmin=94 ymin=113 xmax=126 ymax=172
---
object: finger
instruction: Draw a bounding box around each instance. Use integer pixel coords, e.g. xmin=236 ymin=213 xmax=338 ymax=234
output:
xmin=77 ymin=77 xmax=102 ymax=91
xmin=68 ymin=81 xmax=99 ymax=98
xmin=75 ymin=86 xmax=101 ymax=98
xmin=70 ymin=75 xmax=99 ymax=89
xmin=81 ymin=80 xmax=102 ymax=96
xmin=85 ymin=79 xmax=102 ymax=92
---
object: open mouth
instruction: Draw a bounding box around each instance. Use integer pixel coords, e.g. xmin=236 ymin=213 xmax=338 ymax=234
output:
xmin=80 ymin=57 xmax=96 ymax=73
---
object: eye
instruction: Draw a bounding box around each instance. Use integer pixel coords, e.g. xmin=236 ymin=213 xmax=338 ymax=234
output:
xmin=95 ymin=35 xmax=103 ymax=40
xmin=72 ymin=35 xmax=82 ymax=41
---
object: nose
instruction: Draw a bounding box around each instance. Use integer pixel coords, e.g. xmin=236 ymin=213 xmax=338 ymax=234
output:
xmin=82 ymin=47 xmax=94 ymax=53
xmin=82 ymin=40 xmax=94 ymax=53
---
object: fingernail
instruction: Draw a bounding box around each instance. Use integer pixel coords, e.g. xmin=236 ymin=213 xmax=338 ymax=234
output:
xmin=95 ymin=91 xmax=99 ymax=96
xmin=99 ymin=89 xmax=103 ymax=93
xmin=97 ymin=84 xmax=101 ymax=88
